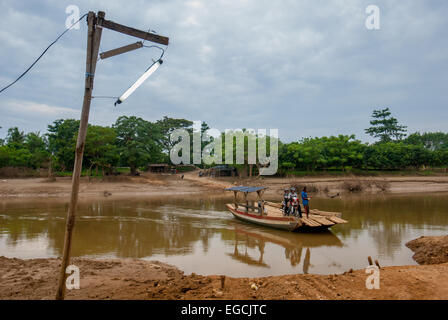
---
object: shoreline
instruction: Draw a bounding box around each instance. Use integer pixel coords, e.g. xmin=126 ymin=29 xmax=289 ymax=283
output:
xmin=1 ymin=172 xmax=448 ymax=200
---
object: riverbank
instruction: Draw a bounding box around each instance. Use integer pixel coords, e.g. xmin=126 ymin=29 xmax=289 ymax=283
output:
xmin=1 ymin=255 xmax=447 ymax=300
xmin=1 ymin=171 xmax=448 ymax=199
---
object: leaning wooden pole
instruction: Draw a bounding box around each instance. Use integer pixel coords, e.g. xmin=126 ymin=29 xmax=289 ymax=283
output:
xmin=56 ymin=11 xmax=104 ymax=300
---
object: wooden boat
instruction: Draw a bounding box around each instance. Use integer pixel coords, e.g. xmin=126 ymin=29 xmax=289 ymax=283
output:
xmin=226 ymin=186 xmax=348 ymax=232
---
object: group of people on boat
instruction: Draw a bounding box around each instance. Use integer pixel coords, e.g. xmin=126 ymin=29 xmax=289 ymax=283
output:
xmin=281 ymin=186 xmax=311 ymax=218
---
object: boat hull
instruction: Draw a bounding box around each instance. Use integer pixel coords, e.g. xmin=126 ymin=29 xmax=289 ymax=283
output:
xmin=226 ymin=204 xmax=299 ymax=231
xmin=226 ymin=204 xmax=334 ymax=232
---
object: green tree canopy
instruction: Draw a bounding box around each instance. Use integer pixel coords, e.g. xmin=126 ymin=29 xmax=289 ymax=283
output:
xmin=83 ymin=125 xmax=119 ymax=175
xmin=24 ymin=132 xmax=49 ymax=168
xmin=404 ymin=132 xmax=448 ymax=151
xmin=47 ymin=119 xmax=79 ymax=171
xmin=365 ymin=108 xmax=407 ymax=142
xmin=113 ymin=116 xmax=164 ymax=175
xmin=155 ymin=116 xmax=193 ymax=152
xmin=6 ymin=127 xmax=25 ymax=146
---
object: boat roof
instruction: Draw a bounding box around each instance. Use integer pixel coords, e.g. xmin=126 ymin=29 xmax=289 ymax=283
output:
xmin=225 ymin=186 xmax=268 ymax=193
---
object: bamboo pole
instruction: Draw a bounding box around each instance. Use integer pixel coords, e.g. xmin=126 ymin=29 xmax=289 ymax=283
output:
xmin=55 ymin=11 xmax=104 ymax=300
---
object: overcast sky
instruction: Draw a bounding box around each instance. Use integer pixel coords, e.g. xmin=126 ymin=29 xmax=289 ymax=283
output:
xmin=0 ymin=0 xmax=447 ymax=143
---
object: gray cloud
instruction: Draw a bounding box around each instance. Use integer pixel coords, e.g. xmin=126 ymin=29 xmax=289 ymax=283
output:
xmin=0 ymin=0 xmax=447 ymax=142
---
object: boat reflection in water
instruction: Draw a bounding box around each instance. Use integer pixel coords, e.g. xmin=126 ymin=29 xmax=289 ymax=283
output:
xmin=227 ymin=221 xmax=343 ymax=274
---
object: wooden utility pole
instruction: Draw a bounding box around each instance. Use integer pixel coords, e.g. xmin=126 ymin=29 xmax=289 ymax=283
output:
xmin=56 ymin=10 xmax=169 ymax=300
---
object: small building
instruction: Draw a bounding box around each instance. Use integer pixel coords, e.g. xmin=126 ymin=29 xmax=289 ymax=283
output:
xmin=148 ymin=163 xmax=170 ymax=173
xmin=209 ymin=164 xmax=237 ymax=177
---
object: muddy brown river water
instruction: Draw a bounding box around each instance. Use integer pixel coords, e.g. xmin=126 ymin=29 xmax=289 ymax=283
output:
xmin=0 ymin=193 xmax=447 ymax=277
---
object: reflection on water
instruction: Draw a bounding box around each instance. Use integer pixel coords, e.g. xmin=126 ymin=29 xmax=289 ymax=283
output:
xmin=228 ymin=224 xmax=342 ymax=274
xmin=0 ymin=193 xmax=447 ymax=277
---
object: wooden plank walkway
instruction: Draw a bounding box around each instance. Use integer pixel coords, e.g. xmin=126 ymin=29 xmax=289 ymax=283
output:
xmin=309 ymin=215 xmax=336 ymax=226
xmin=326 ymin=216 xmax=348 ymax=224
xmin=252 ymin=202 xmax=347 ymax=227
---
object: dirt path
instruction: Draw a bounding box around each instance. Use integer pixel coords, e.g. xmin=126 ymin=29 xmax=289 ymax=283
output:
xmin=1 ymin=256 xmax=447 ymax=300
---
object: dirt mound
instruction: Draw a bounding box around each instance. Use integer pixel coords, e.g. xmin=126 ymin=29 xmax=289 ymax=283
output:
xmin=406 ymin=235 xmax=448 ymax=265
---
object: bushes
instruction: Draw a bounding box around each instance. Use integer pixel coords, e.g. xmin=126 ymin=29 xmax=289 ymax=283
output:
xmin=0 ymin=167 xmax=46 ymax=178
xmin=279 ymin=135 xmax=367 ymax=172
xmin=280 ymin=136 xmax=447 ymax=173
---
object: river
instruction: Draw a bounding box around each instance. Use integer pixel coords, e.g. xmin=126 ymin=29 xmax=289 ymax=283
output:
xmin=0 ymin=193 xmax=447 ymax=277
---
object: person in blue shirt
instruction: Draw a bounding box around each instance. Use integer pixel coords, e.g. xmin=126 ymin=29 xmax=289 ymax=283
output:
xmin=301 ymin=187 xmax=311 ymax=218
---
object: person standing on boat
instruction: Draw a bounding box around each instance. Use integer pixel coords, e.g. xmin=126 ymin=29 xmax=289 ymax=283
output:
xmin=290 ymin=187 xmax=302 ymax=218
xmin=301 ymin=187 xmax=311 ymax=218
xmin=282 ymin=188 xmax=290 ymax=215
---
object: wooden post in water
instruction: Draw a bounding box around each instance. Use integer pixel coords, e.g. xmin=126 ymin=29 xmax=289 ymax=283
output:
xmin=56 ymin=11 xmax=104 ymax=300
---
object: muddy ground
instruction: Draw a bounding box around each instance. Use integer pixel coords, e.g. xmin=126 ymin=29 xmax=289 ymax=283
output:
xmin=1 ymin=171 xmax=448 ymax=200
xmin=0 ymin=255 xmax=447 ymax=300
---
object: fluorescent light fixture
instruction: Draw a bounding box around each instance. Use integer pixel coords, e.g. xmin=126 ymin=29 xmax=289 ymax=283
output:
xmin=115 ymin=59 xmax=163 ymax=105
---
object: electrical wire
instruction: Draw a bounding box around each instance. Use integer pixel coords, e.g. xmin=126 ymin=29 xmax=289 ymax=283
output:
xmin=93 ymin=44 xmax=167 ymax=104
xmin=92 ymin=44 xmax=167 ymax=102
xmin=141 ymin=27 xmax=157 ymax=47
xmin=142 ymin=45 xmax=166 ymax=59
xmin=0 ymin=13 xmax=88 ymax=94
xmin=92 ymin=96 xmax=119 ymax=99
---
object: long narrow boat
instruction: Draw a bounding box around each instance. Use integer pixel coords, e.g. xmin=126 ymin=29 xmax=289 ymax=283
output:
xmin=225 ymin=186 xmax=348 ymax=232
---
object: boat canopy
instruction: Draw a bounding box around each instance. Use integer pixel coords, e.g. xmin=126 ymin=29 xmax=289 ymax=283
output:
xmin=225 ymin=186 xmax=268 ymax=193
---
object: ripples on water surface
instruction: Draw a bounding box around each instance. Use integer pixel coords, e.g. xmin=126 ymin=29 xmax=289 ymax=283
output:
xmin=0 ymin=194 xmax=447 ymax=277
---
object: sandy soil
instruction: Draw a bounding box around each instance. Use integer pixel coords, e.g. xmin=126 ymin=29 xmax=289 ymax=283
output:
xmin=1 ymin=171 xmax=448 ymax=200
xmin=189 ymin=174 xmax=448 ymax=197
xmin=0 ymin=173 xmax=216 ymax=200
xmin=1 ymin=256 xmax=447 ymax=300
xmin=406 ymin=236 xmax=448 ymax=265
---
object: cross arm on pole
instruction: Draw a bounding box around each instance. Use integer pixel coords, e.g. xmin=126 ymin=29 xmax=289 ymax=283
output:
xmin=97 ymin=17 xmax=169 ymax=45
xmin=100 ymin=41 xmax=144 ymax=60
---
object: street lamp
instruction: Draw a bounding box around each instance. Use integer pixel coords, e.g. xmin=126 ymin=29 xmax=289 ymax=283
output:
xmin=115 ymin=58 xmax=163 ymax=105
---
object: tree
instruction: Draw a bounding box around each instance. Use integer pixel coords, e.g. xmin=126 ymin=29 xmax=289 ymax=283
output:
xmin=113 ymin=116 xmax=164 ymax=175
xmin=47 ymin=119 xmax=79 ymax=171
xmin=404 ymin=132 xmax=448 ymax=151
xmin=155 ymin=116 xmax=193 ymax=152
xmin=83 ymin=126 xmax=119 ymax=175
xmin=279 ymin=135 xmax=365 ymax=172
xmin=24 ymin=132 xmax=50 ymax=169
xmin=220 ymin=129 xmax=279 ymax=176
xmin=365 ymin=108 xmax=407 ymax=142
xmin=6 ymin=127 xmax=25 ymax=146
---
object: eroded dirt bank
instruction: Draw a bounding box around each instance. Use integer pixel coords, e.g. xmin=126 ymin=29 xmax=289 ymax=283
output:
xmin=184 ymin=173 xmax=448 ymax=197
xmin=1 ymin=172 xmax=448 ymax=199
xmin=406 ymin=235 xmax=448 ymax=265
xmin=1 ymin=256 xmax=447 ymax=300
